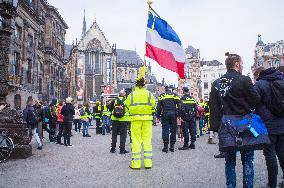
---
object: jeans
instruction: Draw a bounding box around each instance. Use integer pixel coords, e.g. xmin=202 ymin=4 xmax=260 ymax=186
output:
xmin=32 ymin=128 xmax=42 ymax=147
xmin=225 ymin=151 xmax=254 ymax=188
xmin=73 ymin=119 xmax=81 ymax=132
xmin=57 ymin=122 xmax=64 ymax=144
xmin=102 ymin=116 xmax=111 ymax=135
xmin=263 ymin=134 xmax=284 ymax=188
xmin=82 ymin=121 xmax=90 ymax=136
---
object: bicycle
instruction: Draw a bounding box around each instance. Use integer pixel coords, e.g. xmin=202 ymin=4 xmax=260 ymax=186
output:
xmin=0 ymin=132 xmax=14 ymax=163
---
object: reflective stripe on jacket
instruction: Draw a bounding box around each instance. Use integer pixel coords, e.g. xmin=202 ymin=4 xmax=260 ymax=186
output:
xmin=125 ymin=87 xmax=155 ymax=121
xmin=102 ymin=105 xmax=111 ymax=117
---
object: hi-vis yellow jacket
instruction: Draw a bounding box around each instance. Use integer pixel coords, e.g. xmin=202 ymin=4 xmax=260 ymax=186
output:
xmin=125 ymin=87 xmax=155 ymax=121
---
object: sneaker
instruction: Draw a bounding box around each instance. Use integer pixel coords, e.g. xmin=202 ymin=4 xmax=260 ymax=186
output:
xmin=86 ymin=134 xmax=91 ymax=137
xmin=110 ymin=148 xmax=116 ymax=153
xmin=120 ymin=150 xmax=129 ymax=154
xmin=66 ymin=144 xmax=73 ymax=147
xmin=37 ymin=146 xmax=43 ymax=150
xmin=162 ymin=147 xmax=168 ymax=153
xmin=214 ymin=153 xmax=225 ymax=159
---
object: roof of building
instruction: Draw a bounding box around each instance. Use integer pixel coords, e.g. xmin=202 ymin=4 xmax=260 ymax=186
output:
xmin=200 ymin=60 xmax=222 ymax=67
xmin=64 ymin=44 xmax=73 ymax=59
xmin=185 ymin=45 xmax=199 ymax=58
xmin=116 ymin=49 xmax=143 ymax=66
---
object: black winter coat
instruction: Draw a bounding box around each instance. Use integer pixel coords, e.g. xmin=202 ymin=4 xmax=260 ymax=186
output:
xmin=61 ymin=103 xmax=75 ymax=123
xmin=156 ymin=91 xmax=181 ymax=118
xmin=209 ymin=70 xmax=261 ymax=132
xmin=254 ymin=68 xmax=284 ymax=135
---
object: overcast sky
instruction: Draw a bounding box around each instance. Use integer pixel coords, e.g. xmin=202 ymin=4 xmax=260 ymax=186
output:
xmin=48 ymin=0 xmax=284 ymax=85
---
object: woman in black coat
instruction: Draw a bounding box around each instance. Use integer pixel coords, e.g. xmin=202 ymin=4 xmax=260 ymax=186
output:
xmin=61 ymin=97 xmax=75 ymax=147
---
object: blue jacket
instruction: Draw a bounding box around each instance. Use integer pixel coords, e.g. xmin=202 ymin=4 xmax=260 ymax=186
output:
xmin=254 ymin=68 xmax=284 ymax=135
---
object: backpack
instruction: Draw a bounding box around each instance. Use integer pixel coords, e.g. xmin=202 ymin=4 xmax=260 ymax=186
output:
xmin=113 ymin=98 xmax=126 ymax=118
xmin=269 ymin=80 xmax=284 ymax=117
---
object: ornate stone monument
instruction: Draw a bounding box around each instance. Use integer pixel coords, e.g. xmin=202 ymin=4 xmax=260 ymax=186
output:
xmin=0 ymin=0 xmax=32 ymax=159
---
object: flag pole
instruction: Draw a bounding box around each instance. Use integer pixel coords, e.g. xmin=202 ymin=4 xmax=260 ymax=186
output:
xmin=139 ymin=0 xmax=153 ymax=79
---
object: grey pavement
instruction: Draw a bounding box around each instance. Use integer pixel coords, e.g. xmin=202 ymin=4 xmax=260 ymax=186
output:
xmin=0 ymin=126 xmax=280 ymax=188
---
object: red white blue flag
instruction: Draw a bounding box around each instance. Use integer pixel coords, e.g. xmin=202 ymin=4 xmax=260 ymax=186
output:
xmin=146 ymin=11 xmax=186 ymax=79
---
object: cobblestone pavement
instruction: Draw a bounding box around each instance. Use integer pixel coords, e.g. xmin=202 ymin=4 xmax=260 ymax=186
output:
xmin=0 ymin=125 xmax=281 ymax=188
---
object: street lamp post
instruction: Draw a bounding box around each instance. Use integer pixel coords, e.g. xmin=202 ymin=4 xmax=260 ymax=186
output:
xmin=0 ymin=0 xmax=32 ymax=159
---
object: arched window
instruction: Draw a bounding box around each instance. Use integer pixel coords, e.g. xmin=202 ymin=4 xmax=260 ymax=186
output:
xmin=14 ymin=94 xmax=21 ymax=110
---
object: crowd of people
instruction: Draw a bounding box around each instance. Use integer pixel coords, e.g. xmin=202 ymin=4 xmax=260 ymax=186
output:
xmin=21 ymin=52 xmax=284 ymax=188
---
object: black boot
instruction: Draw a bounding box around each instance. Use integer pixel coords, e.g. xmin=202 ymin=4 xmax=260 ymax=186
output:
xmin=178 ymin=143 xmax=189 ymax=150
xmin=169 ymin=144 xmax=174 ymax=152
xmin=162 ymin=143 xmax=168 ymax=153
xmin=120 ymin=149 xmax=129 ymax=154
xmin=189 ymin=143 xmax=195 ymax=149
xmin=110 ymin=147 xmax=116 ymax=153
xmin=214 ymin=152 xmax=225 ymax=158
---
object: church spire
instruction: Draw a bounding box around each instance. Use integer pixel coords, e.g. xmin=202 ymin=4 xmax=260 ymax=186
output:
xmin=82 ymin=9 xmax=86 ymax=37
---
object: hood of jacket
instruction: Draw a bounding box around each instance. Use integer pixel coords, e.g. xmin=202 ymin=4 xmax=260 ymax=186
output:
xmin=257 ymin=68 xmax=284 ymax=81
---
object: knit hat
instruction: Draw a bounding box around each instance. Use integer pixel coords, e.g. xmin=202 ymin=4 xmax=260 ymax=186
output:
xmin=66 ymin=97 xmax=73 ymax=104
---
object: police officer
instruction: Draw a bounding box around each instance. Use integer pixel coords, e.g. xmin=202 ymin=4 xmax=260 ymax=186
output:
xmin=125 ymin=77 xmax=155 ymax=169
xmin=156 ymin=86 xmax=181 ymax=153
xmin=178 ymin=87 xmax=197 ymax=150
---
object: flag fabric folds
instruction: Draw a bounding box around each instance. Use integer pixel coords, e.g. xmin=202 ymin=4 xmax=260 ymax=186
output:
xmin=146 ymin=11 xmax=186 ymax=79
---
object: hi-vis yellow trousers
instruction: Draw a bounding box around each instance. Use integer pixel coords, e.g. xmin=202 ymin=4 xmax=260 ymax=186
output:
xmin=130 ymin=120 xmax=153 ymax=169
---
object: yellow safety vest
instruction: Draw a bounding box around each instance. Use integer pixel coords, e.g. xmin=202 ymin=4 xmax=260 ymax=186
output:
xmin=102 ymin=105 xmax=111 ymax=117
xmin=79 ymin=107 xmax=92 ymax=120
xmin=125 ymin=87 xmax=155 ymax=121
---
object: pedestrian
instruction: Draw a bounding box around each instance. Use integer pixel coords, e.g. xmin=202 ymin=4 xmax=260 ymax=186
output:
xmin=23 ymin=98 xmax=43 ymax=150
xmin=46 ymin=100 xmax=57 ymax=142
xmin=125 ymin=77 xmax=155 ymax=169
xmin=73 ymin=104 xmax=81 ymax=134
xmin=109 ymin=89 xmax=129 ymax=154
xmin=102 ymin=101 xmax=111 ymax=135
xmin=254 ymin=67 xmax=284 ymax=188
xmin=33 ymin=100 xmax=44 ymax=141
xmin=178 ymin=87 xmax=197 ymax=150
xmin=93 ymin=100 xmax=102 ymax=132
xmin=61 ymin=97 xmax=75 ymax=147
xmin=176 ymin=116 xmax=183 ymax=142
xmin=156 ymin=86 xmax=181 ymax=153
xmin=209 ymin=52 xmax=261 ymax=188
xmin=196 ymin=101 xmax=204 ymax=138
xmin=56 ymin=101 xmax=64 ymax=145
xmin=80 ymin=103 xmax=92 ymax=137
